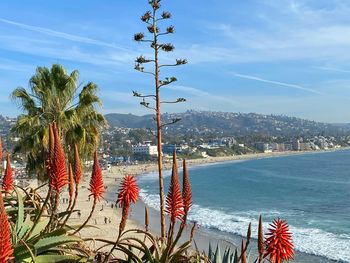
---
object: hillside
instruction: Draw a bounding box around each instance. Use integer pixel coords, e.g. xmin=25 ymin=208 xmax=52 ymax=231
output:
xmin=105 ymin=111 xmax=350 ymax=137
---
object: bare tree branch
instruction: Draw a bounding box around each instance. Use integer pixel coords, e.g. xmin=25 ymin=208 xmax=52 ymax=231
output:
xmin=161 ymin=98 xmax=186 ymax=104
xmin=132 ymin=91 xmax=156 ymax=99
xmin=160 ymin=118 xmax=181 ymax=129
xmin=140 ymin=100 xmax=156 ymax=111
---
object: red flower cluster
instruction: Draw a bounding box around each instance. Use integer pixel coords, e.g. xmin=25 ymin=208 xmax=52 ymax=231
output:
xmin=89 ymin=151 xmax=104 ymax=202
xmin=0 ymin=137 xmax=2 ymax=164
xmin=117 ymin=175 xmax=139 ymax=207
xmin=182 ymin=160 xmax=192 ymax=216
xmin=117 ymin=175 xmax=139 ymax=232
xmin=68 ymin=163 xmax=74 ymax=200
xmin=0 ymin=193 xmax=14 ymax=262
xmin=49 ymin=123 xmax=68 ymax=193
xmin=265 ymin=218 xmax=294 ymax=263
xmin=165 ymin=151 xmax=185 ymax=223
xmin=73 ymin=144 xmax=82 ymax=185
xmin=2 ymin=154 xmax=13 ymax=193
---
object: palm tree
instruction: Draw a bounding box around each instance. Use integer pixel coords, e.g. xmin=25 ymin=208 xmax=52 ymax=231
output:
xmin=11 ymin=64 xmax=107 ymax=179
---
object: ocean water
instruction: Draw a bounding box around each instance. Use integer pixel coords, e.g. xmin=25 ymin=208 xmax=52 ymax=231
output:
xmin=137 ymin=150 xmax=350 ymax=262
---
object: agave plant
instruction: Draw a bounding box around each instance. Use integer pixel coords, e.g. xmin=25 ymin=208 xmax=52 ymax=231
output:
xmin=2 ymin=186 xmax=90 ymax=262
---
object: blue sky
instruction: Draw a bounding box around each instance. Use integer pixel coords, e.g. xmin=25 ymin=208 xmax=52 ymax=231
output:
xmin=1 ymin=0 xmax=350 ymax=122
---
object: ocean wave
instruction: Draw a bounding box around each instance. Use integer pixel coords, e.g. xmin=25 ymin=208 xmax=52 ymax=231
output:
xmin=139 ymin=189 xmax=350 ymax=262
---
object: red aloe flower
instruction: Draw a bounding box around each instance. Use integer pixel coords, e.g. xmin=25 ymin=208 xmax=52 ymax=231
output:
xmin=2 ymin=154 xmax=13 ymax=193
xmin=265 ymin=218 xmax=294 ymax=263
xmin=117 ymin=175 xmax=139 ymax=232
xmin=0 ymin=192 xmax=14 ymax=262
xmin=68 ymin=163 xmax=74 ymax=200
xmin=89 ymin=151 xmax=104 ymax=202
xmin=182 ymin=159 xmax=192 ymax=217
xmin=117 ymin=175 xmax=139 ymax=207
xmin=49 ymin=123 xmax=68 ymax=193
xmin=165 ymin=151 xmax=184 ymax=223
xmin=0 ymin=137 xmax=3 ymax=164
xmin=73 ymin=144 xmax=82 ymax=185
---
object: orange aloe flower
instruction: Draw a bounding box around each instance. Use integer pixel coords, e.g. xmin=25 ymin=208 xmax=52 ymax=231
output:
xmin=2 ymin=154 xmax=13 ymax=193
xmin=182 ymin=159 xmax=192 ymax=217
xmin=89 ymin=151 xmax=104 ymax=202
xmin=165 ymin=151 xmax=184 ymax=223
xmin=50 ymin=123 xmax=68 ymax=193
xmin=68 ymin=163 xmax=74 ymax=200
xmin=265 ymin=218 xmax=294 ymax=263
xmin=73 ymin=144 xmax=82 ymax=185
xmin=117 ymin=175 xmax=139 ymax=232
xmin=0 ymin=137 xmax=3 ymax=163
xmin=0 ymin=192 xmax=14 ymax=262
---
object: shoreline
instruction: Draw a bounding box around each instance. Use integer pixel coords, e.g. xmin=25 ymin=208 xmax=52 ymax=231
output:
xmin=113 ymin=147 xmax=348 ymax=179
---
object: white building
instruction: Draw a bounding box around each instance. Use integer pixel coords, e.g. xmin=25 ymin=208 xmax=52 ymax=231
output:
xmin=132 ymin=143 xmax=158 ymax=156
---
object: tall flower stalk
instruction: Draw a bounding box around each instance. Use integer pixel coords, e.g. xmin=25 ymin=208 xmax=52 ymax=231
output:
xmin=106 ymin=175 xmax=139 ymax=262
xmin=67 ymin=163 xmax=74 ymax=210
xmin=168 ymin=157 xmax=192 ymax=255
xmin=182 ymin=159 xmax=192 ymax=223
xmin=116 ymin=175 xmax=139 ymax=234
xmin=133 ymin=0 xmax=187 ymax=239
xmin=47 ymin=122 xmax=68 ymax=230
xmin=61 ymin=144 xmax=83 ymax=227
xmin=0 ymin=137 xmax=3 ymax=173
xmin=2 ymin=154 xmax=14 ymax=194
xmin=165 ymin=151 xmax=184 ymax=244
xmin=258 ymin=215 xmax=264 ymax=263
xmin=73 ymin=151 xmax=104 ymax=234
xmin=0 ymin=191 xmax=14 ymax=262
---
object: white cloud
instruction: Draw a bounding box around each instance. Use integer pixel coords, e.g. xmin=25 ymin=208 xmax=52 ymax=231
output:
xmin=0 ymin=18 xmax=127 ymax=51
xmin=231 ymin=73 xmax=324 ymax=95
xmin=315 ymin=66 xmax=350 ymax=74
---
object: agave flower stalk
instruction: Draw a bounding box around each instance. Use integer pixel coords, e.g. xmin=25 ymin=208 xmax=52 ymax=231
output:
xmin=133 ymin=0 xmax=187 ymax=240
xmin=0 ymin=191 xmax=14 ymax=262
xmin=265 ymin=218 xmax=294 ymax=263
xmin=105 ymin=175 xmax=139 ymax=262
xmin=2 ymin=154 xmax=14 ymax=194
xmin=73 ymin=151 xmax=104 ymax=234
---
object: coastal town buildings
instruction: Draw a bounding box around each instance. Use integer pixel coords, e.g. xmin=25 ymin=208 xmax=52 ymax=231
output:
xmin=132 ymin=142 xmax=158 ymax=156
